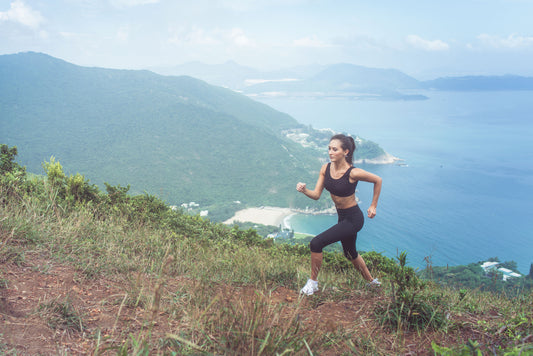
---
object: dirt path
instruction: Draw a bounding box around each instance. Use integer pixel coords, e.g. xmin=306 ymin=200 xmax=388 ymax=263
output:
xmin=1 ymin=252 xmax=485 ymax=355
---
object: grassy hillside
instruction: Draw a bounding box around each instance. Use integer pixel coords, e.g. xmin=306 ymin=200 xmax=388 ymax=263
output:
xmin=0 ymin=52 xmax=389 ymax=220
xmin=1 ymin=147 xmax=532 ymax=355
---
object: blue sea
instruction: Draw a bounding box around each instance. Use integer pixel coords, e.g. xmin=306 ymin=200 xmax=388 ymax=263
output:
xmin=258 ymin=91 xmax=533 ymax=274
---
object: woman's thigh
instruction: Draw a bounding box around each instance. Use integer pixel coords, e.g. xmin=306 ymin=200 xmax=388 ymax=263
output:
xmin=310 ymin=220 xmax=356 ymax=253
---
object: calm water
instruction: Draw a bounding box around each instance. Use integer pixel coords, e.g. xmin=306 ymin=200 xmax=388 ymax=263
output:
xmin=259 ymin=91 xmax=533 ymax=273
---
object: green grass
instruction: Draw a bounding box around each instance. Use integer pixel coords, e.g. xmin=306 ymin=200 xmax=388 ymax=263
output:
xmin=1 ymin=157 xmax=533 ymax=355
xmin=38 ymin=295 xmax=85 ymax=332
xmin=294 ymin=232 xmax=313 ymax=240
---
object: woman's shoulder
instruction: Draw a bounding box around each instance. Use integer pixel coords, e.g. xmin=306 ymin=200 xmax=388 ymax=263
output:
xmin=349 ymin=167 xmax=381 ymax=182
xmin=320 ymin=163 xmax=329 ymax=174
xmin=349 ymin=167 xmax=366 ymax=177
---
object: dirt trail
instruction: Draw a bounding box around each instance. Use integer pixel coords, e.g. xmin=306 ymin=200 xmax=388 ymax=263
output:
xmin=1 ymin=252 xmax=482 ymax=355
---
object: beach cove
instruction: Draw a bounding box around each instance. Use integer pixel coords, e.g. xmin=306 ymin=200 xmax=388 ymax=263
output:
xmin=224 ymin=206 xmax=335 ymax=230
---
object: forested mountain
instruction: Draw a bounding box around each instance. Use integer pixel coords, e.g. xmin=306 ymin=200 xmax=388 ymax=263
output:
xmin=0 ymin=52 xmax=387 ymax=218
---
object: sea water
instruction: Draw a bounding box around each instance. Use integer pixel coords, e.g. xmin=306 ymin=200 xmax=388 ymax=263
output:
xmin=258 ymin=91 xmax=533 ymax=273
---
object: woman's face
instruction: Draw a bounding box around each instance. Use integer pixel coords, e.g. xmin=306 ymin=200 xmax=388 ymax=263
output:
xmin=328 ymin=139 xmax=347 ymax=163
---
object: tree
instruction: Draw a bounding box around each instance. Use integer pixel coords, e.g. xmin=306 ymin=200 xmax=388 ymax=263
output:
xmin=1 ymin=144 xmax=24 ymax=175
xmin=1 ymin=144 xmax=27 ymax=201
xmin=500 ymin=260 xmax=518 ymax=271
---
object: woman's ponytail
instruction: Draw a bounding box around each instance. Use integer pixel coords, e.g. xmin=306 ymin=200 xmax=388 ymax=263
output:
xmin=346 ymin=136 xmax=356 ymax=164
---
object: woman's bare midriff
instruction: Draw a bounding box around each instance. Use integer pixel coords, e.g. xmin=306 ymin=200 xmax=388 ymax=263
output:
xmin=330 ymin=193 xmax=358 ymax=210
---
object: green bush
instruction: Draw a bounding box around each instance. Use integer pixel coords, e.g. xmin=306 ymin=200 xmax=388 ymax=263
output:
xmin=376 ymin=251 xmax=449 ymax=331
xmin=0 ymin=145 xmax=27 ymax=202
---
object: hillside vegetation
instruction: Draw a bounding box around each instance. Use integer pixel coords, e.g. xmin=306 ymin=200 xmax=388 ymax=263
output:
xmin=0 ymin=52 xmax=389 ymax=221
xmin=1 ymin=145 xmax=532 ymax=355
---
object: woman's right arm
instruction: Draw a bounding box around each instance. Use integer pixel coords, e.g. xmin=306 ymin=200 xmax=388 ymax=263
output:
xmin=296 ymin=164 xmax=326 ymax=200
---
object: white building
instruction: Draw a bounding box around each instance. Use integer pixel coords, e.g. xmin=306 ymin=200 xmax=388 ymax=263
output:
xmin=480 ymin=261 xmax=522 ymax=281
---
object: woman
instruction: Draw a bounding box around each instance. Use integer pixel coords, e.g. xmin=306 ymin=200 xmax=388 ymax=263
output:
xmin=296 ymin=133 xmax=382 ymax=295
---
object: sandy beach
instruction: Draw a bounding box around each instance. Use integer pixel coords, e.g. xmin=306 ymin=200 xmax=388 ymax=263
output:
xmin=224 ymin=206 xmax=294 ymax=227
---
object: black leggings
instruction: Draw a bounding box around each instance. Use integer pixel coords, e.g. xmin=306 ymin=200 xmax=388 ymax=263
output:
xmin=309 ymin=205 xmax=364 ymax=260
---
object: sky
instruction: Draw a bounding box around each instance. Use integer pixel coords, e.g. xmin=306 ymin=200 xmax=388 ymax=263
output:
xmin=1 ymin=0 xmax=533 ymax=79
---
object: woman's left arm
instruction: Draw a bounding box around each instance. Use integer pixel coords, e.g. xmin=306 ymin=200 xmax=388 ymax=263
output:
xmin=351 ymin=168 xmax=382 ymax=219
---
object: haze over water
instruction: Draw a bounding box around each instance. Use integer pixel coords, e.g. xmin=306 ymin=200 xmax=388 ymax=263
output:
xmin=259 ymin=91 xmax=533 ymax=273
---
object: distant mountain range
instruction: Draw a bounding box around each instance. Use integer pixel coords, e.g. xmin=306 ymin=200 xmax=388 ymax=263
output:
xmin=0 ymin=52 xmax=389 ymax=220
xmin=152 ymin=61 xmax=533 ymax=99
xmin=4 ymin=52 xmax=530 ymax=219
xmin=422 ymin=75 xmax=533 ymax=91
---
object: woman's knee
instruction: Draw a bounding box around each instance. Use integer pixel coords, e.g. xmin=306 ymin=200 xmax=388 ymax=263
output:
xmin=344 ymin=250 xmax=358 ymax=260
xmin=309 ymin=238 xmax=323 ymax=253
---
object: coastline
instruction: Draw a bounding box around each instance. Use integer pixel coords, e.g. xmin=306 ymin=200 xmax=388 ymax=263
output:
xmin=223 ymin=206 xmax=336 ymax=229
xmin=224 ymin=206 xmax=295 ymax=228
xmin=353 ymin=152 xmax=402 ymax=165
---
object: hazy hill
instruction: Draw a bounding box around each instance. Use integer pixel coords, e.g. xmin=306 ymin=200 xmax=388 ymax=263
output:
xmin=0 ymin=52 xmax=388 ymax=218
xmin=151 ymin=61 xmax=533 ymax=99
xmin=242 ymin=63 xmax=425 ymax=100
xmin=156 ymin=62 xmax=426 ymax=100
xmin=150 ymin=60 xmax=264 ymax=90
xmin=149 ymin=61 xmax=325 ymax=90
xmin=153 ymin=61 xmax=426 ymax=100
xmin=422 ymin=75 xmax=533 ymax=91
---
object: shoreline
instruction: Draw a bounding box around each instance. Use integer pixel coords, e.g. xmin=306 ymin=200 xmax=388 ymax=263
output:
xmin=224 ymin=206 xmax=335 ymax=229
xmin=354 ymin=153 xmax=402 ymax=165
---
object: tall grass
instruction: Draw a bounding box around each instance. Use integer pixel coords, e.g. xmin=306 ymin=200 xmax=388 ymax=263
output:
xmin=1 ymin=157 xmax=532 ymax=354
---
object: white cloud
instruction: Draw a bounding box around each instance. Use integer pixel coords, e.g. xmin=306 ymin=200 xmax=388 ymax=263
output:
xmin=116 ymin=26 xmax=130 ymax=42
xmin=167 ymin=26 xmax=220 ymax=46
xmin=230 ymin=28 xmax=254 ymax=47
xmin=167 ymin=26 xmax=255 ymax=48
xmin=406 ymin=35 xmax=449 ymax=51
xmin=293 ymin=35 xmax=330 ymax=48
xmin=60 ymin=31 xmax=81 ymax=40
xmin=110 ymin=0 xmax=159 ymax=8
xmin=477 ymin=33 xmax=533 ymax=49
xmin=0 ymin=0 xmax=44 ymax=29
xmin=216 ymin=0 xmax=309 ymax=12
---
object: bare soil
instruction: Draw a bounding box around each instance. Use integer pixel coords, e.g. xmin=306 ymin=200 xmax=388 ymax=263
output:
xmin=0 ymin=251 xmax=510 ymax=355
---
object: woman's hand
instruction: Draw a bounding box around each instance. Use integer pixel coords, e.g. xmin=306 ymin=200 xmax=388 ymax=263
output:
xmin=367 ymin=206 xmax=377 ymax=219
xmin=296 ymin=182 xmax=306 ymax=193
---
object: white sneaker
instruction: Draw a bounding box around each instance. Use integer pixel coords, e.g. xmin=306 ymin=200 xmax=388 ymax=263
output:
xmin=366 ymin=278 xmax=381 ymax=287
xmin=300 ymin=279 xmax=319 ymax=295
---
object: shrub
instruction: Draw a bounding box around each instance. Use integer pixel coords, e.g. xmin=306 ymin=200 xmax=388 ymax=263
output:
xmin=0 ymin=145 xmax=27 ymax=202
xmin=375 ymin=251 xmax=449 ymax=331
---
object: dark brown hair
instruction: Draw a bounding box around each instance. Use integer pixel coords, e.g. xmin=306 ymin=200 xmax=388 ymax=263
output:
xmin=330 ymin=134 xmax=356 ymax=164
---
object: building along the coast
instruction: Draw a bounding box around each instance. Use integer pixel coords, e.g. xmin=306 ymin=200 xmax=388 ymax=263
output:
xmin=481 ymin=261 xmax=522 ymax=281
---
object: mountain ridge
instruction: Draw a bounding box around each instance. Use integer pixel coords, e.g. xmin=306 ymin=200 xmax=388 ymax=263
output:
xmin=0 ymin=52 xmax=389 ymax=220
xmin=151 ymin=59 xmax=533 ymax=97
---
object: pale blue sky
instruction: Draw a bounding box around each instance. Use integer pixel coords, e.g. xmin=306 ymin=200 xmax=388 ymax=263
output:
xmin=1 ymin=0 xmax=533 ymax=78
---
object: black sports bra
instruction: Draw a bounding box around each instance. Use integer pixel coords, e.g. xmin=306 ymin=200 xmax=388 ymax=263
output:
xmin=323 ymin=163 xmax=358 ymax=197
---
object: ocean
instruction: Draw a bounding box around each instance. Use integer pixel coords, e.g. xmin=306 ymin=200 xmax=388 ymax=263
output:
xmin=258 ymin=91 xmax=533 ymax=274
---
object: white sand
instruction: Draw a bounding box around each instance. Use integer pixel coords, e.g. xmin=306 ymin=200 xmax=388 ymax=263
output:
xmin=224 ymin=206 xmax=294 ymax=227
